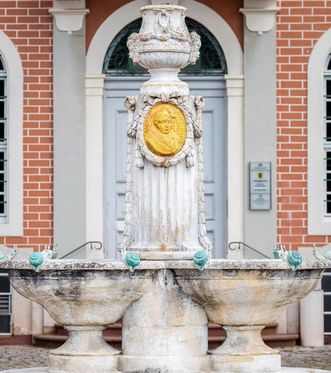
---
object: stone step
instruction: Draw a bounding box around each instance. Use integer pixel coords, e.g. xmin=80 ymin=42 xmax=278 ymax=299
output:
xmin=0 ymin=335 xmax=33 ymax=345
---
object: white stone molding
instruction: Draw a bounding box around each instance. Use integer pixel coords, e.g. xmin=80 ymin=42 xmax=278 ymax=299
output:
xmin=240 ymin=0 xmax=279 ymax=35
xmin=0 ymin=31 xmax=23 ymax=236
xmin=307 ymin=29 xmax=331 ymax=235
xmin=85 ymin=0 xmax=244 ymax=252
xmin=49 ymin=0 xmax=89 ymax=34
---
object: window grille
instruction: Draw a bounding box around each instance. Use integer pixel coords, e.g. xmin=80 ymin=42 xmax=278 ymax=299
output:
xmin=0 ymin=272 xmax=11 ymax=334
xmin=0 ymin=56 xmax=7 ymax=222
xmin=103 ymin=18 xmax=227 ymax=76
xmin=322 ymin=268 xmax=331 ymax=337
xmin=325 ymin=54 xmax=331 ymax=214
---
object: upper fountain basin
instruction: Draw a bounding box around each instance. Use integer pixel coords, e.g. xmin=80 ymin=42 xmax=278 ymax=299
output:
xmin=1 ymin=259 xmax=163 ymax=326
xmin=171 ymin=259 xmax=325 ymax=326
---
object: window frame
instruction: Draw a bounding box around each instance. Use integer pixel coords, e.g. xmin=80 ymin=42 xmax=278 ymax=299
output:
xmin=0 ymin=32 xmax=23 ymax=236
xmin=308 ymin=29 xmax=331 ymax=234
xmin=0 ymin=60 xmax=8 ymax=223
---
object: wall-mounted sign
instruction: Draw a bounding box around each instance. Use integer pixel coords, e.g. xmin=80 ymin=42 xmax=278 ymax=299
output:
xmin=249 ymin=162 xmax=271 ymax=210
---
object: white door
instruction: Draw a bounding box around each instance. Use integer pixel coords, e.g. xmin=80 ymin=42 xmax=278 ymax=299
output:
xmin=104 ymin=76 xmax=227 ymax=258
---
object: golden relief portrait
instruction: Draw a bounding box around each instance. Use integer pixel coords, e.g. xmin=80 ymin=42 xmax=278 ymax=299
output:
xmin=143 ymin=103 xmax=187 ymax=157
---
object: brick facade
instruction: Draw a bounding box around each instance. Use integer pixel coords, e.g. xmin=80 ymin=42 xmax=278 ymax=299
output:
xmin=0 ymin=0 xmax=53 ymax=251
xmin=0 ymin=0 xmax=330 ymax=253
xmin=276 ymin=0 xmax=331 ymax=249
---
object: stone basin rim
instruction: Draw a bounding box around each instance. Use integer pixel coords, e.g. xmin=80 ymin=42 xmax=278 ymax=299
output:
xmin=0 ymin=258 xmax=326 ymax=271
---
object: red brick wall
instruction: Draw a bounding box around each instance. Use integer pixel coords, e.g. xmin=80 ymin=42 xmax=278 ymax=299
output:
xmin=0 ymin=0 xmax=53 ymax=251
xmin=277 ymin=0 xmax=331 ymax=250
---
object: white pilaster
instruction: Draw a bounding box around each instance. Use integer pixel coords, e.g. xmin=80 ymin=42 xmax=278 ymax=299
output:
xmin=85 ymin=75 xmax=105 ymax=250
xmin=300 ymin=284 xmax=325 ymax=347
xmin=225 ymin=75 xmax=245 ymax=257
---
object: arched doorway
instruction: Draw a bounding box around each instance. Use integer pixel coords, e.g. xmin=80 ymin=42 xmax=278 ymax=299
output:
xmin=103 ymin=18 xmax=228 ymax=258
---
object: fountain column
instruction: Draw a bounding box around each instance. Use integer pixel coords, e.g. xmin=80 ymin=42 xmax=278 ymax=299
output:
xmin=119 ymin=5 xmax=210 ymax=372
xmin=118 ymin=4 xmax=211 ymax=260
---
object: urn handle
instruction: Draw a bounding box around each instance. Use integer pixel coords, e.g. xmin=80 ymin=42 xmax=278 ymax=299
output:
xmin=189 ymin=31 xmax=201 ymax=65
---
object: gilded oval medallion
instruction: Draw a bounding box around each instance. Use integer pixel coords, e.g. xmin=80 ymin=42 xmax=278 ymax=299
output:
xmin=143 ymin=103 xmax=187 ymax=157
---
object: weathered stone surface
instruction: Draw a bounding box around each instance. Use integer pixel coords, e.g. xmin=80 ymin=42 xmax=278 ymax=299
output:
xmin=175 ymin=265 xmax=324 ymax=326
xmin=0 ymin=259 xmax=326 ymax=373
xmin=210 ymin=354 xmax=281 ymax=372
xmin=1 ymin=261 xmax=158 ymax=373
xmin=0 ymin=258 xmax=326 ymax=271
xmin=174 ymin=261 xmax=325 ymax=373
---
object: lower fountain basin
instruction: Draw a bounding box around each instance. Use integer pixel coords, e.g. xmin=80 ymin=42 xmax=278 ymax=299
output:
xmin=1 ymin=259 xmax=162 ymax=373
xmin=0 ymin=258 xmax=326 ymax=373
xmin=173 ymin=259 xmax=325 ymax=373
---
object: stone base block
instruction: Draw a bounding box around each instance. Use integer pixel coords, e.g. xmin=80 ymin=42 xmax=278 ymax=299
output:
xmin=119 ymin=355 xmax=210 ymax=373
xmin=210 ymin=353 xmax=281 ymax=372
xmin=48 ymin=354 xmax=120 ymax=373
xmin=2 ymin=367 xmax=331 ymax=373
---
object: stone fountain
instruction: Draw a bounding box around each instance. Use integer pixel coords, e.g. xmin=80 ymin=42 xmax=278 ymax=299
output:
xmin=0 ymin=4 xmax=329 ymax=373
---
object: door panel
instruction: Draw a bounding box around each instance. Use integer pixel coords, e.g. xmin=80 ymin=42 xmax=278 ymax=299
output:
xmin=104 ymin=77 xmax=227 ymax=258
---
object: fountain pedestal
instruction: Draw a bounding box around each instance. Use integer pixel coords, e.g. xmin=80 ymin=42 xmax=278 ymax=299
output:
xmin=120 ymin=270 xmax=209 ymax=373
xmin=49 ymin=326 xmax=119 ymax=373
xmin=210 ymin=326 xmax=281 ymax=372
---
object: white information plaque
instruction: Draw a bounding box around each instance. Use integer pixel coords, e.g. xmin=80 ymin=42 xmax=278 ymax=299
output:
xmin=249 ymin=162 xmax=271 ymax=210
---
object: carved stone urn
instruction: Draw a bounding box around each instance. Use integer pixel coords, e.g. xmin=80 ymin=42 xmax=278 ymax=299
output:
xmin=127 ymin=5 xmax=200 ymax=95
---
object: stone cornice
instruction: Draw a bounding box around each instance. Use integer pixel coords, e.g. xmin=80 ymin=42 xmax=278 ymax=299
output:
xmin=240 ymin=0 xmax=279 ymax=35
xmin=49 ymin=0 xmax=89 ymax=34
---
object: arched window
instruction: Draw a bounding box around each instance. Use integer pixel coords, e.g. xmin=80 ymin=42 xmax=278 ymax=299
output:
xmin=103 ymin=18 xmax=227 ymax=76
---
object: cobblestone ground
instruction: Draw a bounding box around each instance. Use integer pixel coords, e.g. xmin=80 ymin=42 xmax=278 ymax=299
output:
xmin=280 ymin=345 xmax=331 ymax=370
xmin=0 ymin=345 xmax=330 ymax=371
xmin=0 ymin=346 xmax=49 ymax=371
